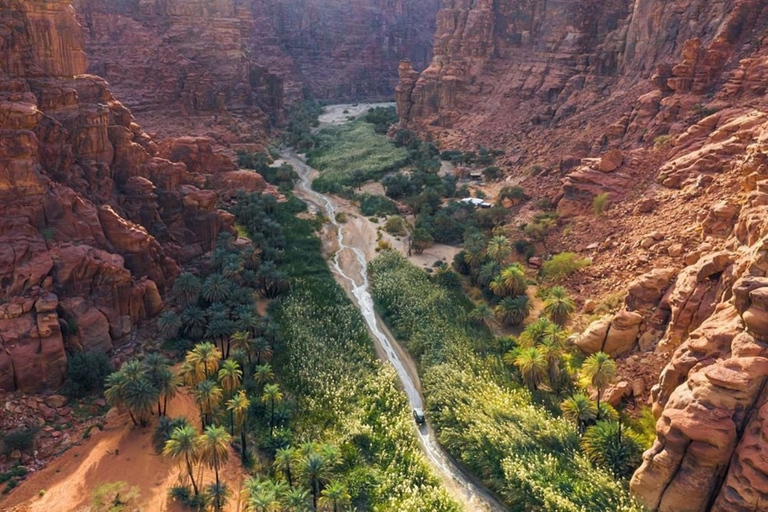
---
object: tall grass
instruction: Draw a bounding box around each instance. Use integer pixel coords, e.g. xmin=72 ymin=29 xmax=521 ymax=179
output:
xmin=308 ymin=121 xmax=409 ymax=193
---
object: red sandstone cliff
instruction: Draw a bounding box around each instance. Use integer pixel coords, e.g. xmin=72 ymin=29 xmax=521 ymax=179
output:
xmin=0 ymin=0 xmax=258 ymax=392
xmin=71 ymin=0 xmax=440 ymax=146
xmin=397 ymin=0 xmax=768 ymax=510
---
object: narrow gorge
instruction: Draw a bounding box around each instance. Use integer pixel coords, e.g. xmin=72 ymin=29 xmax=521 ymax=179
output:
xmin=2 ymin=0 xmax=768 ymax=511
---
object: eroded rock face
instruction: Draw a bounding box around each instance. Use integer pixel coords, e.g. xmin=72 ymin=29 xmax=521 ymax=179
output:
xmin=0 ymin=0 xmax=239 ymax=391
xmin=72 ymin=0 xmax=440 ymax=144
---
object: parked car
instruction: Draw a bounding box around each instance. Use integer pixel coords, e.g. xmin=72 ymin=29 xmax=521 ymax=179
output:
xmin=412 ymin=407 xmax=426 ymax=425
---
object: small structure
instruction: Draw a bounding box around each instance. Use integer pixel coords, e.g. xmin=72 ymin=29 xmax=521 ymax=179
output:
xmin=460 ymin=197 xmax=493 ymax=209
xmin=469 ymin=170 xmax=483 ymax=181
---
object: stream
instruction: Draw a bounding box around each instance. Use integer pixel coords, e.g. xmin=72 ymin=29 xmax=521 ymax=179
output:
xmin=283 ymin=150 xmax=507 ymax=512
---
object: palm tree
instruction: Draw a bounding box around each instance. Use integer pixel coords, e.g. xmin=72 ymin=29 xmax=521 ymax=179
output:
xmin=230 ymin=331 xmax=253 ymax=365
xmin=206 ymin=482 xmax=231 ymax=512
xmin=301 ymin=453 xmax=330 ymax=511
xmin=253 ymin=364 xmax=274 ymax=389
xmin=195 ymin=380 xmax=223 ymax=429
xmin=156 ymin=367 xmax=181 ymax=416
xmin=581 ymin=352 xmax=617 ymax=418
xmin=539 ymin=326 xmax=567 ymax=389
xmin=544 ymin=286 xmax=576 ymax=327
xmin=513 ymin=347 xmax=548 ymax=391
xmin=274 ymin=447 xmax=296 ymax=488
xmin=500 ymin=264 xmax=527 ymax=297
xmin=489 ymin=275 xmax=509 ymax=297
xmin=187 ymin=342 xmax=221 ymax=382
xmin=285 ymin=488 xmax=311 ymax=511
xmin=157 ymin=310 xmax=182 ymax=339
xmin=253 ymin=337 xmax=274 ymax=365
xmin=476 ymin=261 xmax=500 ymax=288
xmin=226 ymin=390 xmax=250 ymax=461
xmin=123 ymin=378 xmax=159 ymax=427
xmin=319 ymin=481 xmax=350 ymax=512
xmin=182 ymin=305 xmax=208 ymax=341
xmin=249 ymin=487 xmax=279 ymax=512
xmin=237 ymin=313 xmax=261 ymax=337
xmin=582 ymin=420 xmax=643 ymax=479
xmin=561 ymin=393 xmax=597 ymax=435
xmin=218 ymin=359 xmax=242 ymax=397
xmin=518 ymin=318 xmax=553 ymax=348
xmin=261 ymin=383 xmax=283 ymax=437
xmin=206 ymin=318 xmax=237 ymax=359
xmin=197 ymin=425 xmax=232 ymax=493
xmin=494 ymin=295 xmax=532 ymax=326
xmin=174 ymin=272 xmax=202 ymax=306
xmin=469 ymin=303 xmax=494 ymax=327
xmin=486 ymin=235 xmax=512 ymax=264
xmin=163 ymin=425 xmax=201 ymax=495
xmin=202 ymin=274 xmax=234 ymax=303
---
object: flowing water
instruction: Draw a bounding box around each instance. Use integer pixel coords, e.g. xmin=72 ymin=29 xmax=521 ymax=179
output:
xmin=284 ymin=150 xmax=507 ymax=512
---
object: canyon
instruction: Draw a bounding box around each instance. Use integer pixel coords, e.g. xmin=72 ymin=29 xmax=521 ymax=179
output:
xmin=398 ymin=0 xmax=768 ymax=510
xmin=72 ymin=0 xmax=440 ymax=149
xmin=3 ymin=0 xmax=768 ymax=510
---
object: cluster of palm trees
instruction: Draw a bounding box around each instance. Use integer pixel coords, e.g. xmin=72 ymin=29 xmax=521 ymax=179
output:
xmin=245 ymin=443 xmax=349 ymax=511
xmin=559 ymin=352 xmax=642 ymax=479
xmin=104 ymin=354 xmax=180 ymax=427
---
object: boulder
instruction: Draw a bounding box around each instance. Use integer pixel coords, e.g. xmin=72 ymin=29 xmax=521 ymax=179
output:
xmin=599 ymin=149 xmax=624 ymax=172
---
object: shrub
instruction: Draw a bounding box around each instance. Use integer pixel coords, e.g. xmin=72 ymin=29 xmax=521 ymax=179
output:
xmin=542 ymin=253 xmax=591 ymax=280
xmin=2 ymin=428 xmax=37 ymax=454
xmin=483 ymin=166 xmax=504 ymax=181
xmin=499 ymin=186 xmax=528 ymax=203
xmin=62 ymin=351 xmax=113 ymax=398
xmin=593 ymin=193 xmax=610 ymax=216
xmin=359 ymin=194 xmax=399 ymax=217
xmin=653 ymin=135 xmax=672 ymax=150
xmin=384 ymin=216 xmax=408 ymax=236
xmin=335 ymin=212 xmax=347 ymax=223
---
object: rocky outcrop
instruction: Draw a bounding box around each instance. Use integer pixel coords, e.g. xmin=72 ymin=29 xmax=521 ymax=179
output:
xmin=0 ymin=0 xmax=241 ymax=392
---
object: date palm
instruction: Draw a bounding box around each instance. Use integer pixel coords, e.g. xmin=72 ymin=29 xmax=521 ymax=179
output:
xmin=206 ymin=317 xmax=237 ymax=359
xmin=202 ymin=274 xmax=234 ymax=303
xmin=285 ymin=488 xmax=311 ymax=511
xmin=249 ymin=487 xmax=278 ymax=512
xmin=486 ymin=235 xmax=512 ymax=264
xmin=226 ymin=390 xmax=250 ymax=461
xmin=253 ymin=337 xmax=274 ymax=365
xmin=156 ymin=367 xmax=181 ymax=416
xmin=320 ymin=481 xmax=350 ymax=512
xmin=500 ymin=264 xmax=527 ymax=297
xmin=182 ymin=305 xmax=208 ymax=341
xmin=186 ymin=342 xmax=221 ymax=382
xmin=300 ymin=452 xmax=330 ymax=511
xmin=230 ymin=331 xmax=253 ymax=365
xmin=253 ymin=364 xmax=274 ymax=387
xmin=582 ymin=420 xmax=643 ymax=479
xmin=206 ymin=482 xmax=231 ymax=512
xmin=513 ymin=347 xmax=548 ymax=391
xmin=476 ymin=261 xmax=499 ymax=288
xmin=274 ymin=447 xmax=296 ymax=488
xmin=218 ymin=359 xmax=242 ymax=397
xmin=163 ymin=424 xmax=201 ymax=495
xmin=124 ymin=377 xmax=159 ymax=427
xmin=469 ymin=303 xmax=494 ymax=327
xmin=544 ymin=286 xmax=576 ymax=327
xmin=157 ymin=310 xmax=182 ymax=339
xmin=561 ymin=393 xmax=597 ymax=435
xmin=261 ymin=383 xmax=283 ymax=437
xmin=197 ymin=425 xmax=231 ymax=492
xmin=494 ymin=295 xmax=532 ymax=326
xmin=174 ymin=272 xmax=202 ymax=306
xmin=195 ymin=380 xmax=223 ymax=429
xmin=581 ymin=352 xmax=617 ymax=418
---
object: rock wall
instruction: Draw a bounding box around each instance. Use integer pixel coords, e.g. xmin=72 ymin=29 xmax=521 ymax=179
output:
xmin=0 ymin=0 xmax=257 ymax=392
xmin=71 ymin=0 xmax=440 ymax=144
xmin=397 ymin=0 xmax=768 ymax=164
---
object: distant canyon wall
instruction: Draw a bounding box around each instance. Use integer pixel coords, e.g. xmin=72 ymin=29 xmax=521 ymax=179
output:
xmin=72 ymin=0 xmax=440 ymax=144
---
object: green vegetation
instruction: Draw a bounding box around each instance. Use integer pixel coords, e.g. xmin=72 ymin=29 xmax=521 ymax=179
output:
xmin=370 ymin=251 xmax=643 ymax=511
xmin=282 ymin=101 xmax=324 ymax=150
xmin=358 ymin=193 xmax=399 ymax=217
xmin=117 ymin=193 xmax=459 ymax=511
xmin=1 ymin=428 xmax=37 ymax=455
xmin=308 ymin=120 xmax=410 ymax=193
xmin=593 ymin=192 xmax=611 ymax=216
xmin=90 ymin=481 xmax=141 ymax=511
xmin=62 ymin=351 xmax=113 ymax=398
xmin=542 ymin=252 xmax=592 ymax=280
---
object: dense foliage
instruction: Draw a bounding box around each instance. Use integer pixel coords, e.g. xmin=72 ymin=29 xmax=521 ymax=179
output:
xmin=308 ymin=120 xmax=410 ymax=194
xmin=369 ymin=252 xmax=642 ymax=511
